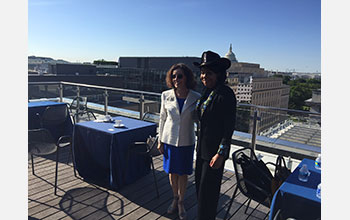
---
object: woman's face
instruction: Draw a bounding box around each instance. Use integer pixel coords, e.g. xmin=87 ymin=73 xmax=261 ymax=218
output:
xmin=172 ymin=68 xmax=187 ymax=89
xmin=200 ymin=67 xmax=217 ymax=88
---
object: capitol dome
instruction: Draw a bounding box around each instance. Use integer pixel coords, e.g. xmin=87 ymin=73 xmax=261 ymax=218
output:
xmin=225 ymin=44 xmax=238 ymax=63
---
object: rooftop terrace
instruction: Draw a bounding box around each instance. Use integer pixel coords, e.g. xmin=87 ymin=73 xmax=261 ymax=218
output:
xmin=28 ymin=145 xmax=271 ymax=220
xmin=27 ymin=81 xmax=321 ymax=219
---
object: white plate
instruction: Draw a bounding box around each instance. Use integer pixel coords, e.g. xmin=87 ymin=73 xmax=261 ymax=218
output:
xmin=94 ymin=119 xmax=114 ymax=123
xmin=93 ymin=119 xmax=104 ymax=123
xmin=113 ymin=124 xmax=125 ymax=128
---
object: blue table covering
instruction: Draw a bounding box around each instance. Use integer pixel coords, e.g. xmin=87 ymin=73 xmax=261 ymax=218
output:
xmin=28 ymin=101 xmax=73 ymax=141
xmin=269 ymin=158 xmax=321 ymax=220
xmin=73 ymin=116 xmax=157 ymax=190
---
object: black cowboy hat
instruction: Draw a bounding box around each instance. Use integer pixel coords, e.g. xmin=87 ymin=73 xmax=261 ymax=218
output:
xmin=193 ymin=50 xmax=231 ymax=71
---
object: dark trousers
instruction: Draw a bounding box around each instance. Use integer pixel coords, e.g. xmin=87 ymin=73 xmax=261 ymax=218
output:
xmin=195 ymin=156 xmax=225 ymax=220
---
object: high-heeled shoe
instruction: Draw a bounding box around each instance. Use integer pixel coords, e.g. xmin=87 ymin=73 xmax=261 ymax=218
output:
xmin=167 ymin=196 xmax=179 ymax=214
xmin=178 ymin=200 xmax=187 ymax=220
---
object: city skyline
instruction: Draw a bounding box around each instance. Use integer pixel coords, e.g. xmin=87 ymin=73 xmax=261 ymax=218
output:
xmin=29 ymin=0 xmax=321 ymax=72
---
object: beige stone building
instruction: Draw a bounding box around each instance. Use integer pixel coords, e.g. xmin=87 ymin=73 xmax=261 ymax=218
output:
xmin=224 ymin=44 xmax=290 ymax=133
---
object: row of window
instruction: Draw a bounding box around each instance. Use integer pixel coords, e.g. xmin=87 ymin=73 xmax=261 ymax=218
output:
xmin=254 ymin=81 xmax=282 ymax=90
xmin=253 ymin=90 xmax=281 ymax=99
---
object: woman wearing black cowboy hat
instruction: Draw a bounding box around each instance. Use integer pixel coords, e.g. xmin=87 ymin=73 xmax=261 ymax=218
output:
xmin=194 ymin=51 xmax=237 ymax=220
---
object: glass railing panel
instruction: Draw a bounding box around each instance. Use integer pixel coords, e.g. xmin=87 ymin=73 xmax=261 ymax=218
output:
xmin=28 ymin=82 xmax=61 ymax=101
xmin=257 ymin=108 xmax=321 ymax=148
xmin=28 ymin=81 xmax=321 ymax=159
xmin=230 ymin=103 xmax=321 ymax=159
xmin=106 ymin=90 xmax=140 ymax=118
xmin=140 ymin=94 xmax=161 ymax=123
xmin=235 ymin=104 xmax=254 ymax=133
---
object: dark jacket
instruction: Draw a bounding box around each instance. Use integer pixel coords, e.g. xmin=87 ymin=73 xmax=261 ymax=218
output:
xmin=196 ymin=84 xmax=236 ymax=161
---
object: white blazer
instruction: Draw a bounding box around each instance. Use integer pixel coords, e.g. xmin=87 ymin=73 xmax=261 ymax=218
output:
xmin=159 ymin=89 xmax=201 ymax=147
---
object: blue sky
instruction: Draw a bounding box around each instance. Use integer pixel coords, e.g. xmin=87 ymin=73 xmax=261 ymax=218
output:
xmin=28 ymin=0 xmax=320 ymax=72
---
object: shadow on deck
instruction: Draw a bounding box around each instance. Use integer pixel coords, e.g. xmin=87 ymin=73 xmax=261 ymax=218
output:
xmin=28 ymin=146 xmax=270 ymax=220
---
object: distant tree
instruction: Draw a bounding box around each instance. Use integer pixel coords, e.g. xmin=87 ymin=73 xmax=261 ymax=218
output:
xmin=287 ymin=78 xmax=321 ymax=110
xmin=273 ymin=74 xmax=291 ymax=84
xmin=283 ymin=75 xmax=292 ymax=84
xmin=289 ymin=85 xmax=311 ymax=109
xmin=271 ymin=75 xmax=320 ymax=110
xmin=93 ymin=59 xmax=118 ymax=66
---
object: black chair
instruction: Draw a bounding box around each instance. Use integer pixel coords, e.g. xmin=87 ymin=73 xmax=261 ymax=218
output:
xmin=32 ymin=104 xmax=76 ymax=194
xmin=126 ymin=136 xmax=160 ymax=198
xmin=68 ymin=96 xmax=88 ymax=113
xmin=39 ymin=104 xmax=70 ymax=128
xmin=141 ymin=111 xmax=160 ymax=123
xmin=272 ymin=209 xmax=302 ymax=220
xmin=224 ymin=147 xmax=276 ymax=220
xmin=72 ymin=110 xmax=96 ymax=124
xmin=28 ymin=128 xmax=70 ymax=195
xmin=273 ymin=209 xmax=282 ymax=220
xmin=68 ymin=96 xmax=96 ymax=123
xmin=38 ymin=105 xmax=74 ymax=158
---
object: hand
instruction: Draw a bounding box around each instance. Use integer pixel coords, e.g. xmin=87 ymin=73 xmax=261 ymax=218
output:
xmin=210 ymin=154 xmax=224 ymax=169
xmin=157 ymin=142 xmax=164 ymax=154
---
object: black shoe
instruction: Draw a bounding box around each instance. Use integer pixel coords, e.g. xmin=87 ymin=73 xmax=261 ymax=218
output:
xmin=167 ymin=196 xmax=179 ymax=214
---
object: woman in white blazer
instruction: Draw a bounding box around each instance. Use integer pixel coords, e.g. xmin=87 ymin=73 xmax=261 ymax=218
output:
xmin=158 ymin=63 xmax=200 ymax=220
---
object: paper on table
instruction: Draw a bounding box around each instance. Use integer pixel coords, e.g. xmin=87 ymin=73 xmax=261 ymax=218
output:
xmin=94 ymin=119 xmax=105 ymax=123
xmin=113 ymin=124 xmax=125 ymax=128
xmin=94 ymin=115 xmax=114 ymax=123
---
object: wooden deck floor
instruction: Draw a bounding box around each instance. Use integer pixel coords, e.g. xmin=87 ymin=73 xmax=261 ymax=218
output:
xmin=28 ymin=146 xmax=270 ymax=220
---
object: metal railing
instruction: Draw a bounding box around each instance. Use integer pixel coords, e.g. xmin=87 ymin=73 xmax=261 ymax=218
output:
xmin=28 ymin=81 xmax=321 ymax=159
xmin=29 ymin=81 xmax=160 ymax=119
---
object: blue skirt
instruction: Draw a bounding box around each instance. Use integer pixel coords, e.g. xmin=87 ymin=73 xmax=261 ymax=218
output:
xmin=163 ymin=144 xmax=195 ymax=175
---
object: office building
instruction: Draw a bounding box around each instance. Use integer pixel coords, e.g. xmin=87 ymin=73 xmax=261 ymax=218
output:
xmin=224 ymin=44 xmax=290 ymax=133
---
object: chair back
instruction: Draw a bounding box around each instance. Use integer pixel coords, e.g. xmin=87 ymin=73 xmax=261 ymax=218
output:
xmin=29 ymin=128 xmax=55 ymax=144
xmin=147 ymin=136 xmax=160 ymax=157
xmin=41 ymin=104 xmax=69 ymax=127
xmin=72 ymin=110 xmax=96 ymax=124
xmin=70 ymin=96 xmax=88 ymax=111
xmin=232 ymin=147 xmax=273 ymax=205
xmin=232 ymin=148 xmax=251 ymax=196
xmin=28 ymin=128 xmax=57 ymax=155
xmin=142 ymin=111 xmax=151 ymax=120
xmin=142 ymin=111 xmax=160 ymax=123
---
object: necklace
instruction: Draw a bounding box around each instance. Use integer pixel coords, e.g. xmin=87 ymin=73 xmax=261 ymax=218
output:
xmin=196 ymin=90 xmax=215 ymax=116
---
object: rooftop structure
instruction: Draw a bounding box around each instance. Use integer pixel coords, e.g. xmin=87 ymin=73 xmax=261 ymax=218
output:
xmin=48 ymin=63 xmax=97 ymax=76
xmin=118 ymin=56 xmax=201 ymax=72
xmin=305 ymin=89 xmax=321 ymax=113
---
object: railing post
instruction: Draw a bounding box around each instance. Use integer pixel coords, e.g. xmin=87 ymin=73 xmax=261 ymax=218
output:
xmin=139 ymin=93 xmax=145 ymax=120
xmin=250 ymin=109 xmax=260 ymax=158
xmin=59 ymin=83 xmax=63 ymax=102
xmin=104 ymin=90 xmax=109 ymax=115
xmin=76 ymin=86 xmax=80 ymax=122
xmin=45 ymin=85 xmax=48 ymax=96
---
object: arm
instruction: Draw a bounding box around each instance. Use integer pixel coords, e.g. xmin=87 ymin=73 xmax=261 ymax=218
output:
xmin=218 ymin=89 xmax=236 ymax=159
xmin=210 ymin=89 xmax=237 ymax=169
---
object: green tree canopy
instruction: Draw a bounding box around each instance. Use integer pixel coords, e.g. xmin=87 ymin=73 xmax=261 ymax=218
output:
xmin=93 ymin=59 xmax=118 ymax=66
xmin=287 ymin=78 xmax=321 ymax=110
